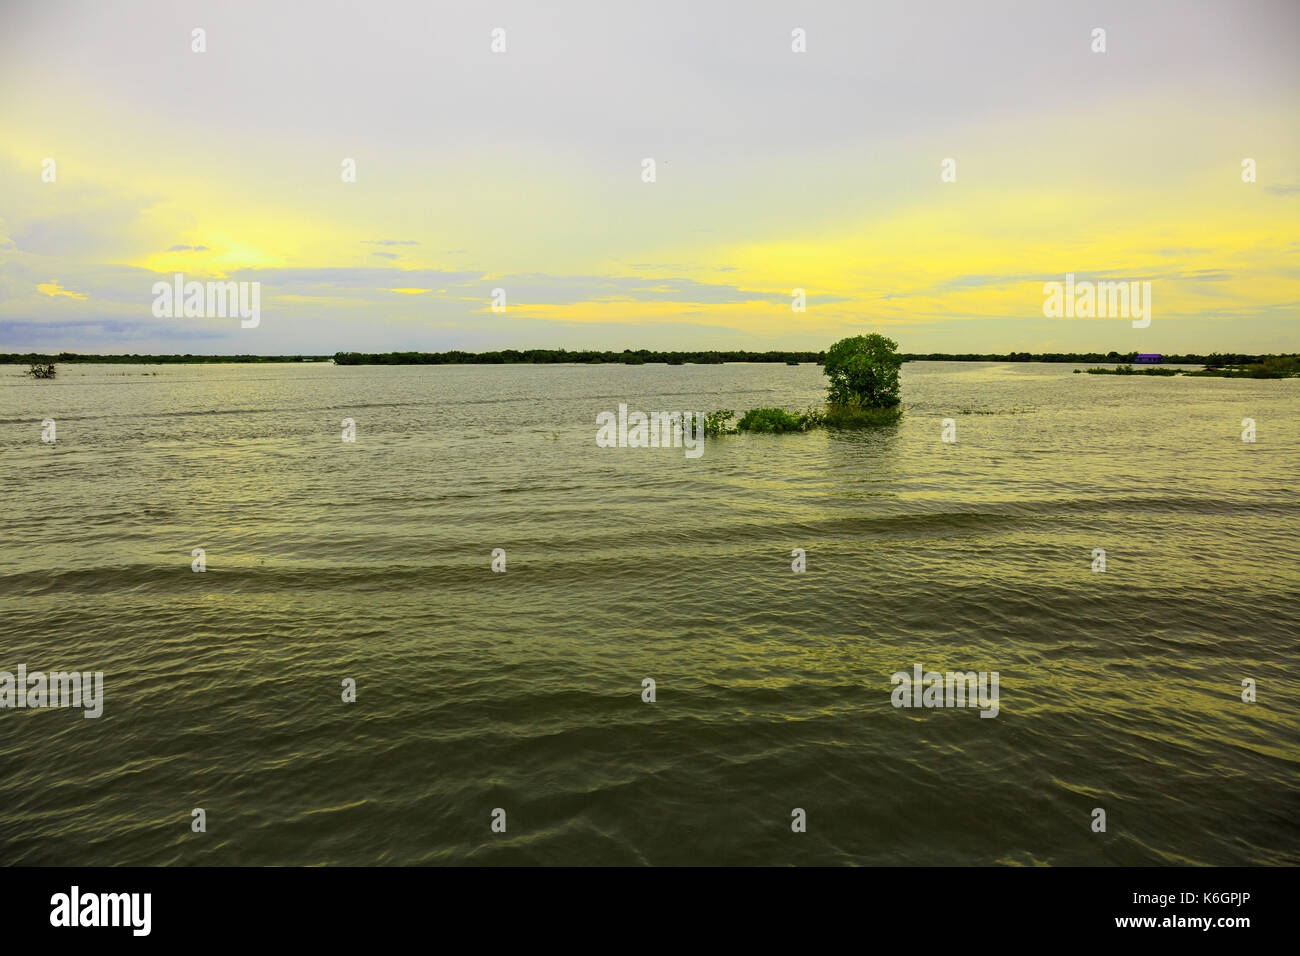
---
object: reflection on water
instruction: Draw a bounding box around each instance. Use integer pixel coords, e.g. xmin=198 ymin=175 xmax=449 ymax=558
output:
xmin=0 ymin=361 xmax=1297 ymax=865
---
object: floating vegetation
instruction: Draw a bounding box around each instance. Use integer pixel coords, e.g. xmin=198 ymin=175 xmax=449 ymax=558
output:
xmin=24 ymin=362 xmax=56 ymax=379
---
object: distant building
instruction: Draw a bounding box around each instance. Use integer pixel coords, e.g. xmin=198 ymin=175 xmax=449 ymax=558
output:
xmin=1135 ymin=353 xmax=1162 ymax=364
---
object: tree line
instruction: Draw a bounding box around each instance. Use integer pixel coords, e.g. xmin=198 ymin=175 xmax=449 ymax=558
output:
xmin=4 ymin=349 xmax=1295 ymax=367
xmin=332 ymin=349 xmax=1295 ymax=366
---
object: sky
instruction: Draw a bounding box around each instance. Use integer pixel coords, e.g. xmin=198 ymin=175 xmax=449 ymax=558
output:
xmin=0 ymin=0 xmax=1297 ymax=355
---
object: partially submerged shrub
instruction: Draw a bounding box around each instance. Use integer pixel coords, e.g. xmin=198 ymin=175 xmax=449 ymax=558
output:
xmin=704 ymin=403 xmax=899 ymax=435
xmin=1244 ymin=355 xmax=1299 ymax=378
xmin=822 ymin=404 xmax=902 ymax=428
xmin=703 ymin=410 xmax=737 ymax=437
xmin=823 ymin=334 xmax=902 ymax=408
xmin=737 ymin=407 xmax=815 ymax=433
xmin=25 ymin=362 xmax=56 ymax=379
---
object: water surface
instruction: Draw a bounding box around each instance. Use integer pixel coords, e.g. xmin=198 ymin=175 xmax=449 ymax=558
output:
xmin=1 ymin=361 xmax=1296 ymax=865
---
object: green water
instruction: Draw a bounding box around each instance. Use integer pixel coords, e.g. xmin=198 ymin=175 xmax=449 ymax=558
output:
xmin=1 ymin=361 xmax=1296 ymax=865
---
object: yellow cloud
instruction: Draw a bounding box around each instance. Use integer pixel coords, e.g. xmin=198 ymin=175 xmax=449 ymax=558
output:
xmin=37 ymin=280 xmax=87 ymax=300
xmin=3 ymin=86 xmax=1295 ymax=348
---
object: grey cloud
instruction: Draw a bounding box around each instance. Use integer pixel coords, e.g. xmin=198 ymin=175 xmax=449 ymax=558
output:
xmin=226 ymin=268 xmax=485 ymax=291
xmin=0 ymin=318 xmax=230 ymax=346
xmin=219 ymin=267 xmax=834 ymax=307
xmin=496 ymin=274 xmax=839 ymax=306
xmin=0 ymin=258 xmax=174 ymax=307
xmin=930 ymin=269 xmax=1236 ymax=295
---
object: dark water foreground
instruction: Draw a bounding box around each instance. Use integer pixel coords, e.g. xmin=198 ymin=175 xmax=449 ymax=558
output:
xmin=1 ymin=361 xmax=1296 ymax=865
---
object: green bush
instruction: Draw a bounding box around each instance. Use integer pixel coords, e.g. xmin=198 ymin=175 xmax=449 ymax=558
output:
xmin=1245 ymin=355 xmax=1299 ymax=378
xmin=736 ymin=407 xmax=807 ymax=433
xmin=702 ymin=410 xmax=737 ymax=437
xmin=704 ymin=404 xmax=899 ymax=434
xmin=823 ymin=334 xmax=902 ymax=407
xmin=822 ymin=404 xmax=902 ymax=428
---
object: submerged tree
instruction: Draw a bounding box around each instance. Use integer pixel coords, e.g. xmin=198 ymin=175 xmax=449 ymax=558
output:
xmin=705 ymin=333 xmax=904 ymax=435
xmin=25 ymin=362 xmax=56 ymax=379
xmin=822 ymin=334 xmax=901 ymax=407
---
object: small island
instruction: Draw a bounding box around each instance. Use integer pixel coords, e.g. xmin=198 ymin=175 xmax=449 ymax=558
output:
xmin=705 ymin=334 xmax=904 ymax=435
xmin=1076 ymin=354 xmax=1299 ymax=379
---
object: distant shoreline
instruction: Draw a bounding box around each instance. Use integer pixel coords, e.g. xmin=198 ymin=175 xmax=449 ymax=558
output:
xmin=3 ymin=349 xmax=1296 ymax=366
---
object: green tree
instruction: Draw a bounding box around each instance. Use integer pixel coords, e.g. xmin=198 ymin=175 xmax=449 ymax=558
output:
xmin=823 ymin=334 xmax=901 ymax=407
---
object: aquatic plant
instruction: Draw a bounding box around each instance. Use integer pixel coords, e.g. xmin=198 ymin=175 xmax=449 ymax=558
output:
xmin=736 ymin=407 xmax=819 ymax=433
xmin=821 ymin=404 xmax=902 ymax=428
xmin=702 ymin=410 xmax=737 ymax=437
xmin=705 ymin=403 xmax=901 ymax=435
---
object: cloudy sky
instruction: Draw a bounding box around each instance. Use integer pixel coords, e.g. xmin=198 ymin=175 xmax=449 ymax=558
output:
xmin=0 ymin=0 xmax=1296 ymax=354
